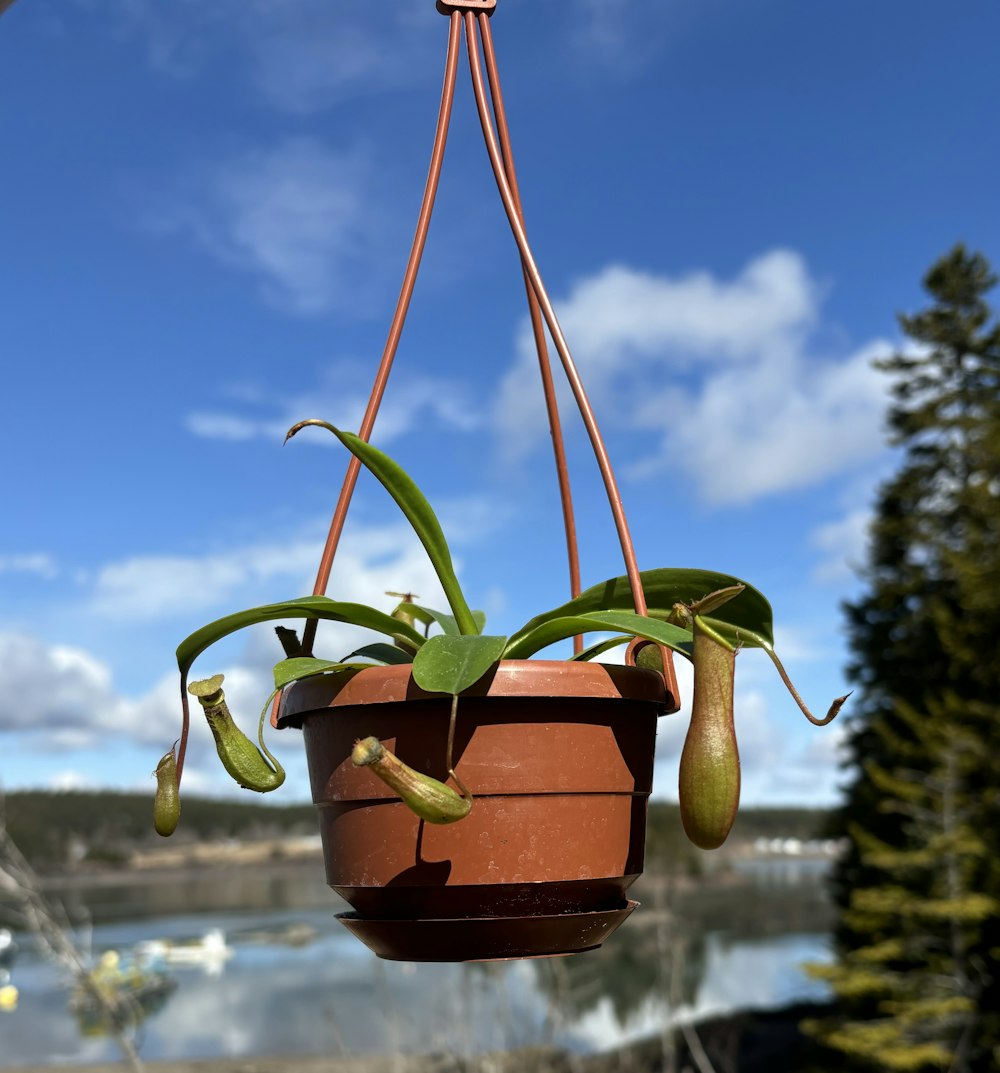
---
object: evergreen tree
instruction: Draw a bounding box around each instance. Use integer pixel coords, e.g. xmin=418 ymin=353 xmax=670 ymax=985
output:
xmin=805 ymin=245 xmax=1000 ymax=1071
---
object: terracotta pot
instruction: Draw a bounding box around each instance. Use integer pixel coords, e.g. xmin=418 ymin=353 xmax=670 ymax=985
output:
xmin=277 ymin=660 xmax=670 ymax=960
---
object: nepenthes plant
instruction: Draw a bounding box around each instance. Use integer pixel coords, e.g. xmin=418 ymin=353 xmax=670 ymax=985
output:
xmin=153 ymin=7 xmax=846 ymax=862
xmin=157 ymin=420 xmax=847 ymax=850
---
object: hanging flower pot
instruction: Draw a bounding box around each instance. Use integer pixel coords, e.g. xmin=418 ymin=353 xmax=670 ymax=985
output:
xmin=278 ymin=659 xmax=665 ymax=960
xmin=154 ymin=2 xmax=846 ymax=961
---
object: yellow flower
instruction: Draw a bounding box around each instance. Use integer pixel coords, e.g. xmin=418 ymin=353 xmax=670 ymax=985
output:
xmin=0 ymin=984 xmax=19 ymax=1012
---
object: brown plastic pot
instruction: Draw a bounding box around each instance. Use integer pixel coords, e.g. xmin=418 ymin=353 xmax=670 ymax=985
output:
xmin=277 ymin=660 xmax=670 ymax=961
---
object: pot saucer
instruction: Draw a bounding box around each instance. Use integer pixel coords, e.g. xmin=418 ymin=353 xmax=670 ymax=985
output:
xmin=336 ymin=900 xmax=637 ymax=962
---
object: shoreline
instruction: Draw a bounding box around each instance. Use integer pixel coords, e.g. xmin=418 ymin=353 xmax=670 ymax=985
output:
xmin=33 ymin=855 xmax=325 ymax=892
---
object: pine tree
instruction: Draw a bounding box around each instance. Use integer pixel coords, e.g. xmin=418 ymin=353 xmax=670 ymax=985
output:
xmin=805 ymin=245 xmax=1000 ymax=1072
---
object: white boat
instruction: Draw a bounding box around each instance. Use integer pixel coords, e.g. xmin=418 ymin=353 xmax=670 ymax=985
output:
xmin=0 ymin=929 xmax=16 ymax=973
xmin=134 ymin=928 xmax=233 ymax=976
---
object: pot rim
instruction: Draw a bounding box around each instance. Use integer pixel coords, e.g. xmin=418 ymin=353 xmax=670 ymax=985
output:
xmin=276 ymin=658 xmax=668 ymax=728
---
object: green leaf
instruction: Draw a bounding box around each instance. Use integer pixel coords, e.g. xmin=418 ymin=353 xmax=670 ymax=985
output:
xmin=502 ymin=611 xmax=693 ymax=661
xmin=569 ymin=635 xmax=632 ymax=662
xmin=176 ymin=596 xmax=426 ymax=676
xmin=410 ymin=604 xmax=460 ymax=636
xmin=411 ymin=634 xmax=508 ymax=694
xmin=395 ymin=602 xmax=437 ymax=630
xmin=286 ymin=422 xmax=478 ymax=635
xmin=342 ymin=643 xmax=414 ymax=666
xmin=273 ymin=657 xmax=367 ymax=690
xmin=509 ymin=568 xmax=774 ymax=653
xmin=404 ymin=605 xmax=486 ymax=637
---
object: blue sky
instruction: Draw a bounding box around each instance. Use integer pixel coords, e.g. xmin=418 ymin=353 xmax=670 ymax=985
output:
xmin=1 ymin=0 xmax=997 ymax=810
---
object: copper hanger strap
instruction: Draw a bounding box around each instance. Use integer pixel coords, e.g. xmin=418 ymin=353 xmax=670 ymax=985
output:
xmin=305 ymin=6 xmax=583 ymax=648
xmin=477 ymin=11 xmax=583 ymax=651
xmin=469 ymin=13 xmax=679 ymax=699
xmin=464 ymin=12 xmax=648 ymax=619
xmin=300 ymin=6 xmax=674 ymax=696
xmin=301 ymin=12 xmax=463 ymax=655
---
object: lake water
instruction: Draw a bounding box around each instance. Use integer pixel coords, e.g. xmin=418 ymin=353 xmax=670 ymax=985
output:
xmin=0 ymin=858 xmax=834 ymax=1067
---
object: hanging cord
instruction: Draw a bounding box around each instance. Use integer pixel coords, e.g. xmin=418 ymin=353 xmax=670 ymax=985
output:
xmin=289 ymin=6 xmax=674 ymax=702
xmin=300 ymin=12 xmax=463 ymax=655
xmin=466 ymin=12 xmax=648 ymax=619
xmin=478 ymin=19 xmax=583 ymax=651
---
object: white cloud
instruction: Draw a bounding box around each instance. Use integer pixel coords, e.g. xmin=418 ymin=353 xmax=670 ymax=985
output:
xmin=812 ymin=507 xmax=872 ymax=584
xmin=87 ymin=0 xmax=210 ymax=78
xmin=0 ymin=634 xmax=111 ymax=732
xmin=185 ymin=413 xmax=261 ymax=442
xmin=0 ymin=528 xmax=447 ymax=733
xmin=496 ymin=250 xmax=817 ymax=456
xmin=85 ymin=1 xmax=437 ymax=113
xmin=186 ymin=367 xmax=481 ymax=448
xmin=88 ymin=513 xmax=463 ymax=623
xmin=542 ymin=250 xmax=816 ymax=379
xmin=49 ymin=769 xmax=96 ymax=791
xmin=494 ymin=250 xmax=893 ymax=506
xmin=90 ymin=539 xmax=324 ymax=620
xmin=0 ymin=553 xmax=57 ymax=579
xmin=243 ymin=5 xmax=435 ymax=115
xmin=0 ymin=632 xmax=145 ymax=744
xmin=743 ymin=714 xmax=850 ymax=804
xmin=87 ymin=0 xmax=692 ymax=110
xmin=153 ymin=138 xmax=392 ymax=316
xmin=769 ymin=625 xmax=822 ymax=665
xmin=75 ymin=0 xmax=716 ymax=112
xmin=638 ymin=338 xmax=891 ymax=504
xmin=0 ymin=631 xmax=285 ymax=788
xmin=567 ymin=0 xmax=689 ymax=71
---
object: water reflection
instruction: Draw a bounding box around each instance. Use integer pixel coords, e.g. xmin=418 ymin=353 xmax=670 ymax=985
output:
xmin=533 ymin=904 xmax=707 ymax=1029
xmin=0 ymin=862 xmax=833 ymax=1067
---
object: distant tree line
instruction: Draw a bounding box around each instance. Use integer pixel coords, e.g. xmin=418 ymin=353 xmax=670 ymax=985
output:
xmin=0 ymin=789 xmax=832 ymax=872
xmin=1 ymin=791 xmax=317 ymax=868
